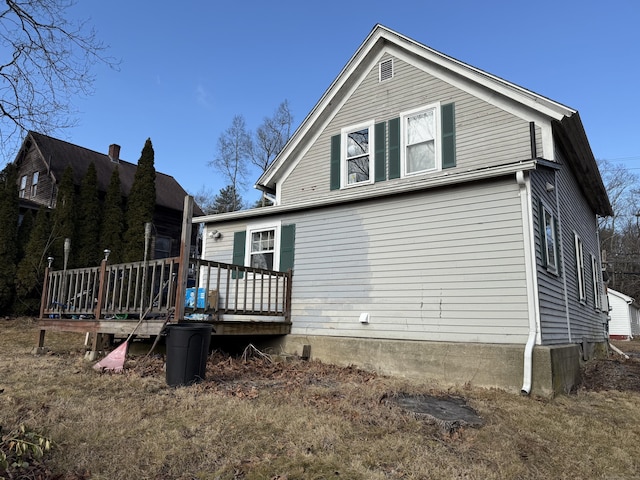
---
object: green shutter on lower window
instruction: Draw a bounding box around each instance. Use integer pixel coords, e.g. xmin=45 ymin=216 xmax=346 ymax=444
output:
xmin=330 ymin=134 xmax=341 ymax=190
xmin=441 ymin=103 xmax=456 ymax=169
xmin=374 ymin=122 xmax=387 ymax=182
xmin=232 ymin=230 xmax=246 ymax=279
xmin=388 ymin=117 xmax=400 ymax=179
xmin=279 ymin=224 xmax=295 ymax=272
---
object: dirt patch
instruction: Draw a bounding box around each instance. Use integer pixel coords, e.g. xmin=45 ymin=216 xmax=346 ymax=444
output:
xmin=580 ymin=345 xmax=640 ymax=392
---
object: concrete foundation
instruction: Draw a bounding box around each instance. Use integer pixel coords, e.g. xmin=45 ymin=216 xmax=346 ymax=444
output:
xmin=260 ymin=335 xmax=594 ymax=397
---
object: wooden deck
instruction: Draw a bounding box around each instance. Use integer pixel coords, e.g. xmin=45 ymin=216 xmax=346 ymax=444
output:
xmin=36 ymin=255 xmax=293 ymax=352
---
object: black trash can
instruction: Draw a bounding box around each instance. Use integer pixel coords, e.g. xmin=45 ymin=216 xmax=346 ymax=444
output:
xmin=165 ymin=323 xmax=213 ymax=387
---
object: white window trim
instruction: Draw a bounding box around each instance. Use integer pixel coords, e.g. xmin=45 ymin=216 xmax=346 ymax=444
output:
xmin=341 ymin=121 xmax=375 ymax=188
xmin=400 ymin=102 xmax=442 ymax=178
xmin=244 ymin=220 xmax=282 ymax=270
xmin=541 ymin=203 xmax=558 ymax=274
xmin=591 ymin=254 xmax=600 ymax=310
xmin=574 ymin=233 xmax=586 ymax=302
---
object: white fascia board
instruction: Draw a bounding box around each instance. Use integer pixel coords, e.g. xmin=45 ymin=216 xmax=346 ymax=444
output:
xmin=194 ymin=159 xmax=538 ymax=225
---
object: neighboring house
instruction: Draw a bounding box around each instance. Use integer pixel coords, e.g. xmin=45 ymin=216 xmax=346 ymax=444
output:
xmin=13 ymin=131 xmax=202 ymax=260
xmin=193 ymin=25 xmax=612 ymax=396
xmin=607 ymin=289 xmax=640 ymax=340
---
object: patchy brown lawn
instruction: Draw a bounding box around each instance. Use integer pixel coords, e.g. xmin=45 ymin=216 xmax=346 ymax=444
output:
xmin=2 ymin=318 xmax=640 ymax=479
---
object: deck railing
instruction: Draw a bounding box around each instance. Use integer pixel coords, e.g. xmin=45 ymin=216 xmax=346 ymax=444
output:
xmin=188 ymin=258 xmax=292 ymax=319
xmin=40 ymin=257 xmax=292 ymax=321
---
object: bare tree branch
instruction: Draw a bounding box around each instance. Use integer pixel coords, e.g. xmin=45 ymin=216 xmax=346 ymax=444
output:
xmin=0 ymin=0 xmax=118 ymax=162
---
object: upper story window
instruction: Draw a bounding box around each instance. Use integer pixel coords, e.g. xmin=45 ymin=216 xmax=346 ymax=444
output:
xmin=402 ymin=105 xmax=439 ymax=175
xmin=342 ymin=122 xmax=374 ymax=187
xmin=30 ymin=171 xmax=39 ymax=197
xmin=19 ymin=175 xmax=27 ymax=198
xmin=329 ymin=103 xmax=455 ymax=191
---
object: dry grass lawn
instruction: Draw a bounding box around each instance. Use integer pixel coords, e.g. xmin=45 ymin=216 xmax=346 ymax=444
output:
xmin=1 ymin=317 xmax=640 ymax=479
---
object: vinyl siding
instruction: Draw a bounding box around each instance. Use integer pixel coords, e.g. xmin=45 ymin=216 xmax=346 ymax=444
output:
xmin=530 ymin=167 xmax=570 ymax=344
xmin=205 ymin=177 xmax=530 ymax=344
xmin=280 ymin=53 xmax=534 ymax=204
xmin=549 ymin=146 xmax=607 ymax=344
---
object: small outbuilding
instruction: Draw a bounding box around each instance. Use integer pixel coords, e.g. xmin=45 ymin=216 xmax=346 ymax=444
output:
xmin=607 ymin=289 xmax=640 ymax=340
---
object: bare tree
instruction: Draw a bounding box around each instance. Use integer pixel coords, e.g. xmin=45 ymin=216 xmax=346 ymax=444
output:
xmin=250 ymin=100 xmax=293 ymax=173
xmin=250 ymin=100 xmax=293 ymax=205
xmin=192 ymin=185 xmax=218 ymax=215
xmin=0 ymin=0 xmax=117 ymax=161
xmin=597 ymin=158 xmax=640 ymax=298
xmin=209 ymin=115 xmax=251 ymax=212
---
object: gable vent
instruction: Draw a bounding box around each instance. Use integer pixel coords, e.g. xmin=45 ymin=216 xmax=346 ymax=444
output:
xmin=379 ymin=59 xmax=394 ymax=82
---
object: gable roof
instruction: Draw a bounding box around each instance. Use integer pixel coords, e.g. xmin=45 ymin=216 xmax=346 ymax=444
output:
xmin=21 ymin=131 xmax=203 ymax=215
xmin=256 ymin=24 xmax=612 ymax=217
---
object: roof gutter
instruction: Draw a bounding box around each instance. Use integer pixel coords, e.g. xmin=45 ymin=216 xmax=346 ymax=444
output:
xmin=196 ymin=160 xmax=539 ymax=224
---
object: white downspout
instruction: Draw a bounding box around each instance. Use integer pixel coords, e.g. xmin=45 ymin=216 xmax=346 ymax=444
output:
xmin=517 ymin=170 xmax=541 ymax=395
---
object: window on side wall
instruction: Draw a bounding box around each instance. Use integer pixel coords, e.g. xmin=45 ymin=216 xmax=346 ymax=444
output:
xmin=19 ymin=175 xmax=27 ymax=198
xmin=342 ymin=122 xmax=373 ymax=187
xmin=249 ymin=227 xmax=276 ymax=270
xmin=540 ymin=204 xmax=558 ymax=273
xmin=30 ymin=172 xmax=39 ymax=197
xmin=574 ymin=233 xmax=586 ymax=302
xmin=591 ymin=254 xmax=601 ymax=310
xmin=402 ymin=104 xmax=439 ymax=176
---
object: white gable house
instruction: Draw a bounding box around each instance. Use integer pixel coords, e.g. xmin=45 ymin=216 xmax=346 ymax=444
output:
xmin=194 ymin=25 xmax=612 ymax=396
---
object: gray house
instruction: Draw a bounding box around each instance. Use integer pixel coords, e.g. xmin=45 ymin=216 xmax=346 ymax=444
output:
xmin=194 ymin=25 xmax=612 ymax=396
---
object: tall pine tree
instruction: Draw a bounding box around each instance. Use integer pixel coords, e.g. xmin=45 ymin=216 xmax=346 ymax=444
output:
xmin=0 ymin=163 xmax=19 ymax=314
xmin=51 ymin=165 xmax=77 ymax=269
xmin=15 ymin=206 xmax=52 ymax=314
xmin=76 ymin=162 xmax=101 ymax=266
xmin=123 ymin=138 xmax=156 ymax=262
xmin=100 ymin=167 xmax=125 ymax=264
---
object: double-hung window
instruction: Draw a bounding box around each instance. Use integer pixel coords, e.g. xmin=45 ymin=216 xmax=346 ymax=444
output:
xmin=591 ymin=254 xmax=601 ymax=310
xmin=542 ymin=205 xmax=558 ymax=273
xmin=30 ymin=172 xmax=39 ymax=197
xmin=342 ymin=122 xmax=373 ymax=187
xmin=402 ymin=105 xmax=439 ymax=176
xmin=19 ymin=175 xmax=27 ymax=198
xmin=574 ymin=233 xmax=586 ymax=302
xmin=232 ymin=221 xmax=296 ymax=275
xmin=249 ymin=228 xmax=276 ymax=270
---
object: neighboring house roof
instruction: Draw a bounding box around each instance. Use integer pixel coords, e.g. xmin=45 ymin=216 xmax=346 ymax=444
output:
xmin=255 ymin=24 xmax=612 ymax=217
xmin=607 ymin=288 xmax=638 ymax=309
xmin=21 ymin=131 xmax=203 ymax=215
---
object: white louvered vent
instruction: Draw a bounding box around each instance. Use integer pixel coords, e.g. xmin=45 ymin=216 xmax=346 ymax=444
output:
xmin=379 ymin=59 xmax=394 ymax=82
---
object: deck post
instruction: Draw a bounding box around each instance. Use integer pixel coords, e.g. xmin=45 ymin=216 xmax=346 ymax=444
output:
xmin=94 ymin=258 xmax=108 ymax=320
xmin=174 ymin=195 xmax=194 ymax=322
xmin=285 ymin=269 xmax=293 ymax=323
xmin=33 ymin=265 xmax=51 ymax=354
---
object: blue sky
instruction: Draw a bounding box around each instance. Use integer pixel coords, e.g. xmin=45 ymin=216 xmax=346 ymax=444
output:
xmin=51 ymin=0 xmax=640 ymax=205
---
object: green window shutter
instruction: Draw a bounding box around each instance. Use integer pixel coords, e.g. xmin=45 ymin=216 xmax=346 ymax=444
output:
xmin=441 ymin=103 xmax=456 ymax=169
xmin=232 ymin=230 xmax=246 ymax=279
xmin=538 ymin=199 xmax=548 ymax=269
xmin=330 ymin=134 xmax=341 ymax=190
xmin=388 ymin=117 xmax=400 ymax=179
xmin=279 ymin=224 xmax=296 ymax=272
xmin=374 ymin=122 xmax=387 ymax=182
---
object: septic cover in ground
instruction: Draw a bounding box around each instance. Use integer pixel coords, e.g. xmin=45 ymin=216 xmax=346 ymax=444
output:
xmin=387 ymin=393 xmax=483 ymax=432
